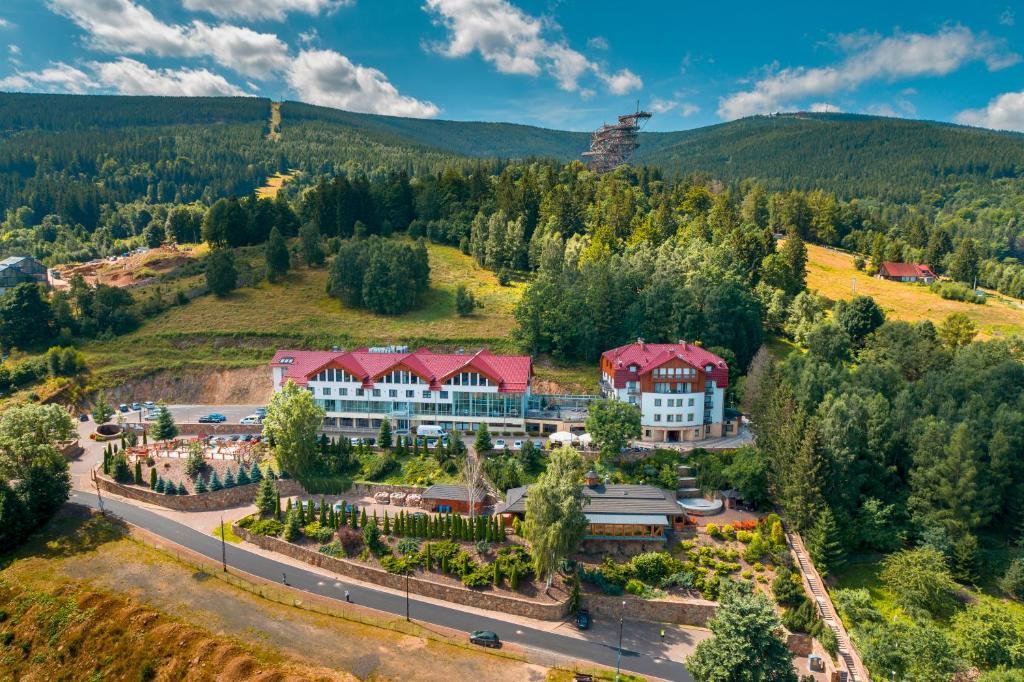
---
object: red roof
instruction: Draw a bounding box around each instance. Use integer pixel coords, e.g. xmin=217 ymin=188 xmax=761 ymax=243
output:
xmin=879 ymin=262 xmax=935 ymax=279
xmin=601 ymin=341 xmax=729 ymax=388
xmin=270 ymin=348 xmax=532 ymax=393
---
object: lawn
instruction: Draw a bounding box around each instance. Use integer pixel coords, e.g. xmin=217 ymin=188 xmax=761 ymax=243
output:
xmin=805 ymin=243 xmax=1024 ymax=338
xmin=82 ymin=241 xmax=531 ymax=381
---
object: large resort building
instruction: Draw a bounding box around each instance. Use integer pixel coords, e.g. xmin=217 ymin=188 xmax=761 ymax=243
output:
xmin=270 ymin=347 xmax=533 ymax=433
xmin=600 ymin=339 xmax=736 ymax=443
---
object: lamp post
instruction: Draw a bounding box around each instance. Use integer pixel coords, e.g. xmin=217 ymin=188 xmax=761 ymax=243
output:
xmin=405 ymin=569 xmax=411 ymax=621
xmin=220 ymin=515 xmax=227 ymax=572
xmin=615 ymin=600 xmax=625 ymax=681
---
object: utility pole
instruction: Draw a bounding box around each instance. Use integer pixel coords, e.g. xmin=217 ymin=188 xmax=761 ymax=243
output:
xmin=615 ymin=600 xmax=625 ymax=680
xmin=92 ymin=469 xmax=105 ymax=516
xmin=852 ymin=276 xmax=856 ymax=295
xmin=220 ymin=515 xmax=227 ymax=572
xmin=405 ymin=570 xmax=411 ymax=621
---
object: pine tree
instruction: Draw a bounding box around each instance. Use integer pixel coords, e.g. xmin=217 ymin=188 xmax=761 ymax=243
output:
xmin=265 ymin=227 xmax=291 ymax=283
xmin=236 ymin=463 xmax=250 ymax=486
xmin=209 ymin=469 xmax=223 ymax=491
xmin=153 ymin=405 xmax=179 ymax=444
xmin=474 ymin=423 xmax=492 ymax=452
xmin=250 ymin=463 xmax=263 ymax=482
xmin=164 ymin=480 xmax=177 ymax=496
xmin=340 ymin=503 xmax=348 ymax=527
xmin=150 ymin=467 xmax=157 ymax=489
xmin=372 ymin=510 xmax=379 ymax=529
xmin=328 ymin=504 xmax=337 ymax=529
xmin=493 ymin=561 xmax=501 ymax=586
xmin=350 ymin=505 xmax=359 ymax=529
xmin=319 ymin=496 xmax=327 ymax=525
xmin=378 ymin=420 xmax=393 ymax=450
xmin=194 ymin=474 xmax=208 ymax=494
xmin=142 ymin=429 xmax=148 ymax=445
xmin=806 ymin=507 xmax=845 ymax=577
xmin=155 ymin=476 xmax=165 ymax=493
xmin=509 ymin=564 xmax=518 ymax=590
xmin=134 ymin=460 xmax=142 ymax=485
xmin=383 ymin=511 xmax=390 ymax=534
xmin=283 ymin=507 xmax=302 ymax=542
xmin=361 ymin=508 xmax=368 ymax=528
xmin=223 ymin=467 xmax=236 ymax=488
xmin=177 ymin=481 xmax=188 ymax=495
xmin=254 ymin=475 xmax=277 ymax=516
xmin=276 ymin=491 xmax=282 ymax=519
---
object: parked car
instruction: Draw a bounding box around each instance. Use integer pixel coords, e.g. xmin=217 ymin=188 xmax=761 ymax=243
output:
xmin=494 ymin=439 xmax=507 ymax=450
xmin=198 ymin=413 xmax=227 ymax=423
xmin=130 ymin=402 xmax=141 ymax=412
xmin=531 ymin=439 xmax=544 ymax=450
xmin=143 ymin=401 xmax=156 ymax=410
xmin=78 ymin=413 xmax=89 ymax=422
xmin=425 ymin=439 xmax=438 ymax=449
xmin=118 ymin=404 xmax=129 ymax=413
xmin=469 ymin=630 xmax=501 ymax=648
xmin=350 ymin=437 xmax=363 ymax=445
xmin=512 ymin=440 xmax=523 ymax=450
xmin=143 ymin=411 xmax=159 ymax=421
xmin=240 ymin=415 xmax=262 ymax=425
xmin=575 ymin=609 xmax=591 ymax=630
xmin=255 ymin=407 xmax=267 ymax=417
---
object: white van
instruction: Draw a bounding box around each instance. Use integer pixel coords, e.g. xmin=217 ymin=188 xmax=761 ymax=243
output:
xmin=416 ymin=425 xmax=447 ymax=439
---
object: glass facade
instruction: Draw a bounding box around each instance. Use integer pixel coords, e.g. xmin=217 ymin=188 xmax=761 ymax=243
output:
xmin=315 ymin=391 xmax=525 ymax=419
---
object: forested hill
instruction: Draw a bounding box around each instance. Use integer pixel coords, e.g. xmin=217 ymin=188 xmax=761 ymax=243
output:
xmin=636 ymin=112 xmax=1024 ymax=202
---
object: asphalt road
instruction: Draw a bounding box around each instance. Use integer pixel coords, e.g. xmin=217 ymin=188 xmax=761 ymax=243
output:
xmin=70 ymin=490 xmax=692 ymax=682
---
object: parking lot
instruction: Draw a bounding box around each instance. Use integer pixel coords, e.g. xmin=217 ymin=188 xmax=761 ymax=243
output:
xmin=107 ymin=404 xmax=265 ymax=426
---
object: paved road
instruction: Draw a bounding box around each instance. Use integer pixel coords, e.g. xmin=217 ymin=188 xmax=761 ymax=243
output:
xmin=70 ymin=490 xmax=692 ymax=682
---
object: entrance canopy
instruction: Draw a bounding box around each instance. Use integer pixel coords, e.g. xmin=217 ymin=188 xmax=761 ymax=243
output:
xmin=549 ymin=431 xmax=577 ymax=444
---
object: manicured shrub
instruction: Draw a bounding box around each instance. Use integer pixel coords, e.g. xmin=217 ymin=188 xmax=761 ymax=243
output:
xmin=209 ymin=469 xmax=223 ymax=491
xmin=248 ymin=519 xmax=283 ymax=537
xmin=149 ymin=467 xmax=157 ymax=489
xmin=630 ymin=552 xmax=679 ymax=584
xmin=176 ymin=481 xmax=187 ymax=495
xmin=134 ymin=460 xmax=142 ymax=484
xmin=625 ymin=579 xmax=645 ymax=596
xmin=154 ymin=476 xmax=165 ymax=493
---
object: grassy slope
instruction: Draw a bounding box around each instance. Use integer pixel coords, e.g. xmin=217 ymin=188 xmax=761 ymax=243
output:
xmin=805 ymin=243 xmax=1024 ymax=338
xmin=82 ymin=242 xmax=598 ymax=393
xmin=0 ymin=510 xmax=580 ymax=681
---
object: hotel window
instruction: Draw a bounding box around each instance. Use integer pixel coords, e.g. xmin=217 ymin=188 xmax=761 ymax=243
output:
xmin=356 ymin=388 xmax=364 ymax=397
xmin=322 ymin=387 xmax=331 ymax=396
xmin=654 ymin=398 xmax=662 ymax=407
xmin=388 ymin=389 xmax=397 ymax=398
xmin=372 ymin=389 xmax=381 ymax=397
xmin=340 ymin=388 xmax=348 ymax=396
xmin=688 ymin=398 xmax=694 ymax=406
xmin=654 ymin=414 xmax=661 ymax=422
xmin=422 ymin=390 xmax=431 ymax=399
xmin=406 ymin=390 xmax=414 ymax=398
xmin=687 ymin=413 xmax=694 ymax=422
xmin=440 ymin=391 xmax=449 ymax=399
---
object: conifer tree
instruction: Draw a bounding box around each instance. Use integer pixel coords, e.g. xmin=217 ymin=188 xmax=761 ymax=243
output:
xmin=155 ymin=476 xmax=165 ymax=493
xmin=383 ymin=511 xmax=390 ymax=534
xmin=250 ymin=463 xmax=263 ymax=482
xmin=493 ymin=561 xmax=501 ymax=587
xmin=283 ymin=507 xmax=302 ymax=542
xmin=509 ymin=564 xmax=518 ymax=590
xmin=806 ymin=507 xmax=845 ymax=577
xmin=194 ymin=474 xmax=208 ymax=494
xmin=165 ymin=480 xmax=176 ymax=495
xmin=350 ymin=505 xmax=359 ymax=529
xmin=320 ymin=497 xmax=328 ymax=525
xmin=223 ymin=467 xmax=236 ymax=488
xmin=134 ymin=460 xmax=143 ymax=485
xmin=276 ymin=490 xmax=282 ymax=519
xmin=150 ymin=467 xmax=157 ymax=489
xmin=177 ymin=481 xmax=188 ymax=495
xmin=378 ymin=420 xmax=393 ymax=450
xmin=265 ymin=227 xmax=291 ymax=283
xmin=328 ymin=504 xmax=337 ymax=529
xmin=209 ymin=469 xmax=223 ymax=491
xmin=254 ymin=475 xmax=277 ymax=516
xmin=441 ymin=554 xmax=449 ymax=574
xmin=424 ymin=543 xmax=432 ymax=570
xmin=236 ymin=463 xmax=250 ymax=486
xmin=361 ymin=508 xmax=368 ymax=528
xmin=340 ymin=503 xmax=348 ymax=527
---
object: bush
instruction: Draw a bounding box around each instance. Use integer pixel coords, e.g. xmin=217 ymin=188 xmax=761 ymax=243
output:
xmin=998 ymin=558 xmax=1024 ymax=599
xmin=247 ymin=519 xmax=284 ymax=537
xmin=629 ymin=552 xmax=679 ymax=585
xmin=625 ymin=578 xmax=645 ymax=596
xmin=461 ymin=567 xmax=493 ymax=588
xmin=397 ymin=538 xmax=420 ymax=555
xmin=319 ymin=541 xmax=347 ymax=558
xmin=818 ymin=626 xmax=838 ymax=658
xmin=931 ymin=280 xmax=986 ymax=304
xmin=880 ymin=547 xmax=959 ymax=616
xmin=736 ymin=530 xmax=753 ymax=543
xmin=381 ymin=554 xmax=420 ymax=574
xmin=781 ymin=597 xmax=820 ymax=634
xmin=721 ymin=524 xmax=736 ymax=540
xmin=772 ymin=569 xmax=806 ymax=607
xmin=706 ymin=523 xmax=722 ymax=539
xmin=336 ymin=526 xmax=364 ymax=555
xmin=303 ymin=521 xmax=334 ymax=543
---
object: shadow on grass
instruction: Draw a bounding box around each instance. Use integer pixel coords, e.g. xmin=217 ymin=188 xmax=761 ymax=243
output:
xmin=0 ymin=503 xmax=129 ymax=572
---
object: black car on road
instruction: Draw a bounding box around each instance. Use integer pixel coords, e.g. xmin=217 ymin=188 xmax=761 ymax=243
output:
xmin=469 ymin=630 xmax=500 ymax=648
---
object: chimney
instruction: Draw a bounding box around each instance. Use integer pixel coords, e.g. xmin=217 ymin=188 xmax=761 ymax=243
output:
xmin=637 ymin=337 xmax=645 ymax=350
xmin=678 ymin=339 xmax=687 ymax=349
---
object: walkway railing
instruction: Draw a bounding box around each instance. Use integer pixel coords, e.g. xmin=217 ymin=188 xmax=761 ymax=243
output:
xmin=786 ymin=532 xmax=869 ymax=681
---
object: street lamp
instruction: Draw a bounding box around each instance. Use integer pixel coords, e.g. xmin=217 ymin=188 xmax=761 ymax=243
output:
xmin=405 ymin=569 xmax=411 ymax=621
xmin=615 ymin=599 xmax=626 ymax=681
xmin=220 ymin=514 xmax=227 ymax=572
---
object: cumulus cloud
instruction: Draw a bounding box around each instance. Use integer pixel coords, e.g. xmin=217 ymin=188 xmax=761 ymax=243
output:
xmin=718 ymin=26 xmax=1020 ymax=119
xmin=0 ymin=19 xmax=11 ymax=29
xmin=287 ymin=49 xmax=439 ymax=118
xmin=999 ymin=8 xmax=1015 ymax=26
xmin=809 ymin=102 xmax=840 ymax=113
xmin=587 ymin=36 xmax=608 ymax=50
xmin=90 ymin=57 xmax=247 ymax=96
xmin=956 ymin=90 xmax=1024 ymax=131
xmin=0 ymin=62 xmax=96 ymax=93
xmin=48 ymin=0 xmax=290 ymax=77
xmin=181 ymin=0 xmax=350 ymax=22
xmin=649 ymin=97 xmax=700 ymax=117
xmin=423 ymin=0 xmax=641 ymax=94
xmin=9 ymin=45 xmax=19 ymax=55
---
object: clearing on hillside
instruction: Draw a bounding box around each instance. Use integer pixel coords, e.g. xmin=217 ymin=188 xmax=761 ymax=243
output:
xmin=805 ymin=243 xmax=1024 ymax=338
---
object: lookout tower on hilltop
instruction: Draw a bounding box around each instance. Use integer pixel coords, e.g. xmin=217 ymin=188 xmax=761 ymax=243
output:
xmin=582 ymin=106 xmax=652 ymax=173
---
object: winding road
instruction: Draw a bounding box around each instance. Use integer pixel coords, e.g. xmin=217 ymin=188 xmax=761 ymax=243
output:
xmin=70 ymin=490 xmax=693 ymax=682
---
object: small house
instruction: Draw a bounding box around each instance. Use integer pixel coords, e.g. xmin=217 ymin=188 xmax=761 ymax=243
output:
xmin=0 ymin=256 xmax=48 ymax=295
xmin=420 ymin=484 xmax=489 ymax=514
xmin=877 ymin=262 xmax=936 ymax=284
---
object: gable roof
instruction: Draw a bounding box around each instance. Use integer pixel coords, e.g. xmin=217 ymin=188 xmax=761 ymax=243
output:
xmin=270 ymin=348 xmax=532 ymax=392
xmin=879 ymin=262 xmax=935 ymax=278
xmin=496 ymin=483 xmax=682 ymax=516
xmin=601 ymin=341 xmax=729 ymax=388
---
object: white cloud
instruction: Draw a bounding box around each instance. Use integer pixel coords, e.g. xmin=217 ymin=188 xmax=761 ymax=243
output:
xmin=809 ymin=102 xmax=840 ymax=113
xmin=956 ymin=90 xmax=1024 ymax=131
xmin=181 ymin=0 xmax=350 ymax=22
xmin=48 ymin=0 xmax=290 ymax=77
xmin=0 ymin=19 xmax=11 ymax=29
xmin=91 ymin=57 xmax=247 ymax=96
xmin=650 ymin=97 xmax=701 ymax=117
xmin=587 ymin=36 xmax=608 ymax=50
xmin=719 ymin=26 xmax=1019 ymax=119
xmin=287 ymin=49 xmax=439 ymax=118
xmin=999 ymin=8 xmax=1015 ymax=26
xmin=8 ymin=44 xmax=19 ymax=55
xmin=0 ymin=61 xmax=96 ymax=93
xmin=423 ymin=0 xmax=641 ymax=94
xmin=299 ymin=28 xmax=319 ymax=46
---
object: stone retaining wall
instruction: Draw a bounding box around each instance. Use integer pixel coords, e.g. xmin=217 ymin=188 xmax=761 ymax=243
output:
xmin=583 ymin=593 xmax=717 ymax=627
xmin=95 ymin=471 xmax=303 ymax=511
xmin=233 ymin=525 xmax=570 ymax=621
xmin=345 ymin=482 xmax=426 ymax=497
xmin=176 ymin=423 xmax=265 ymax=436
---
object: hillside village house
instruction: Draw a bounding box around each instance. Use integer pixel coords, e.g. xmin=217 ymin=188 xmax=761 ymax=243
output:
xmin=0 ymin=256 xmax=48 ymax=295
xmin=270 ymin=347 xmax=532 ymax=433
xmin=600 ymin=339 xmax=736 ymax=443
xmin=877 ymin=261 xmax=936 ymax=284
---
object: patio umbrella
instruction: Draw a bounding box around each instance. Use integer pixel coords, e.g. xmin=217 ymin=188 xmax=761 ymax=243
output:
xmin=549 ymin=431 xmax=577 ymax=444
xmin=578 ymin=433 xmax=593 ymax=447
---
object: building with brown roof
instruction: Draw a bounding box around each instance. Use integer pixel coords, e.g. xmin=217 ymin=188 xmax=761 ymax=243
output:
xmin=877 ymin=261 xmax=936 ymax=284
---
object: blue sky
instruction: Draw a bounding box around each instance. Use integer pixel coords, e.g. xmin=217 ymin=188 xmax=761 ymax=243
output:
xmin=1 ymin=0 xmax=1022 ymax=132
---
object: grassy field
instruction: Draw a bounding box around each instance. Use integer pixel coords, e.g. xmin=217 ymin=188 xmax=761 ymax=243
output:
xmin=0 ymin=509 xmax=626 ymax=681
xmin=255 ymin=170 xmax=296 ymax=199
xmin=805 ymin=243 xmax=1024 ymax=338
xmin=81 ymin=241 xmax=596 ymax=393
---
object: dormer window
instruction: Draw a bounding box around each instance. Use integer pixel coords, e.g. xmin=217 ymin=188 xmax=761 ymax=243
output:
xmin=705 ymin=364 xmax=713 ymax=372
xmin=279 ymin=357 xmax=294 ymax=365
xmin=629 ymin=364 xmax=637 ymax=372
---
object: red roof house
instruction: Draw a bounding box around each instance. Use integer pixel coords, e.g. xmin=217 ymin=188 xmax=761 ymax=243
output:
xmin=877 ymin=262 xmax=936 ymax=283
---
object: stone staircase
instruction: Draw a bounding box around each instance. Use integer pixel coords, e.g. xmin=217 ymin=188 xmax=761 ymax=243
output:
xmin=676 ymin=464 xmax=701 ymax=498
xmin=788 ymin=533 xmax=867 ymax=682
